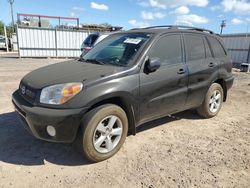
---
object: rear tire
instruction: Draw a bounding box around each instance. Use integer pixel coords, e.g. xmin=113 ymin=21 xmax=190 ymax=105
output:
xmin=75 ymin=104 xmax=128 ymax=162
xmin=197 ymin=83 xmax=223 ymax=118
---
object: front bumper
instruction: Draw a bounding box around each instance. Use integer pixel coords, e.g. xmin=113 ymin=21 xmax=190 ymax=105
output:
xmin=12 ymin=90 xmax=88 ymax=143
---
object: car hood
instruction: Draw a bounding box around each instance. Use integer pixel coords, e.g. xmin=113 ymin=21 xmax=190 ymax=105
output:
xmin=22 ymin=60 xmax=125 ymax=89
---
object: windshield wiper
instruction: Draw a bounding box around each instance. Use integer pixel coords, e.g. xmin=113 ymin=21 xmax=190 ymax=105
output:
xmin=84 ymin=58 xmax=105 ymax=65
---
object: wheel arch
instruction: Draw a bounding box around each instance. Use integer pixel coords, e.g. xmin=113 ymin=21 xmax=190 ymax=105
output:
xmin=214 ymin=79 xmax=227 ymax=102
xmin=84 ymin=94 xmax=137 ymax=136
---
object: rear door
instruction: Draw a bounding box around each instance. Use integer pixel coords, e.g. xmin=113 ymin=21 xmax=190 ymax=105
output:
xmin=139 ymin=34 xmax=188 ymax=123
xmin=184 ymin=34 xmax=218 ymax=108
xmin=207 ymin=36 xmax=232 ymax=76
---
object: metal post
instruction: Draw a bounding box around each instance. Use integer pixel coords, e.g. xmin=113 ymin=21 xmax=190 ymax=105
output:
xmin=220 ymin=27 xmax=223 ymax=35
xmin=38 ymin=16 xmax=41 ymax=27
xmin=4 ymin=26 xmax=9 ymax=52
xmin=77 ymin=18 xmax=79 ymax=28
xmin=16 ymin=24 xmax=21 ymax=58
xmin=220 ymin=20 xmax=226 ymax=34
xmin=55 ymin=28 xmax=58 ymax=58
xmin=247 ymin=42 xmax=250 ymax=64
xmin=17 ymin=13 xmax=20 ymax=24
xmin=246 ymin=22 xmax=250 ymax=64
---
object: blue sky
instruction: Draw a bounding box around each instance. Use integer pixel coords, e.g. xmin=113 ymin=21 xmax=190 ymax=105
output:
xmin=0 ymin=0 xmax=250 ymax=34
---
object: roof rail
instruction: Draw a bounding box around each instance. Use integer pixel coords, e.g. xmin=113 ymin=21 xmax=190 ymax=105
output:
xmin=142 ymin=25 xmax=214 ymax=34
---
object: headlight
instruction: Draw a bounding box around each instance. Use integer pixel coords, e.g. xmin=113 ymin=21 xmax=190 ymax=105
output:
xmin=40 ymin=83 xmax=83 ymax=105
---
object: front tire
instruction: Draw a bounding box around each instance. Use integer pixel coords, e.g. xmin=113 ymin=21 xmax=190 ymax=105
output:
xmin=76 ymin=104 xmax=128 ymax=162
xmin=197 ymin=83 xmax=224 ymax=118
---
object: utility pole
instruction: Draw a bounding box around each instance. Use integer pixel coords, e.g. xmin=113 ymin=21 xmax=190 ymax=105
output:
xmin=220 ymin=20 xmax=226 ymax=34
xmin=8 ymin=0 xmax=15 ymax=32
xmin=4 ymin=26 xmax=9 ymax=52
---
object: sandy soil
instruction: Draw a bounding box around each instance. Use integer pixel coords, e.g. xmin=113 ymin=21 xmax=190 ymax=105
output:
xmin=0 ymin=56 xmax=249 ymax=188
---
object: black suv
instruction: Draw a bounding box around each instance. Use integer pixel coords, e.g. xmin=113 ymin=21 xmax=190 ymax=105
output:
xmin=12 ymin=25 xmax=234 ymax=162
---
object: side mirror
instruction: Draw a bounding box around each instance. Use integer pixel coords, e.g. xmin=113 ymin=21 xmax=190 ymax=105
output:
xmin=145 ymin=57 xmax=161 ymax=73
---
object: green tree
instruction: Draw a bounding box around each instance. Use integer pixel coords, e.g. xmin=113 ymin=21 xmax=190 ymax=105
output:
xmin=0 ymin=21 xmax=14 ymax=37
xmin=0 ymin=20 xmax=5 ymax=35
xmin=6 ymin=24 xmax=14 ymax=37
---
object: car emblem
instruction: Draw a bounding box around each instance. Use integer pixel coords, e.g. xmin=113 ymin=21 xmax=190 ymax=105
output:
xmin=21 ymin=86 xmax=26 ymax=95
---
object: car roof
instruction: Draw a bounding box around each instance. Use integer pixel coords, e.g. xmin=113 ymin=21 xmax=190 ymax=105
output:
xmin=124 ymin=25 xmax=217 ymax=38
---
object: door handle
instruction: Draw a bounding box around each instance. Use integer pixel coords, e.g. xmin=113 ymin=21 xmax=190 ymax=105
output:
xmin=208 ymin=62 xmax=214 ymax=67
xmin=177 ymin=68 xmax=185 ymax=74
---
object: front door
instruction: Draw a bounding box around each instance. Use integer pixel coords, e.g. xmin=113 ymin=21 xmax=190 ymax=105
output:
xmin=139 ymin=34 xmax=188 ymax=123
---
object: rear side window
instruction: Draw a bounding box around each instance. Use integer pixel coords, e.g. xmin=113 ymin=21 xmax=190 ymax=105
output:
xmin=203 ymin=37 xmax=212 ymax=58
xmin=208 ymin=36 xmax=226 ymax=58
xmin=149 ymin=34 xmax=182 ymax=65
xmin=185 ymin=34 xmax=205 ymax=61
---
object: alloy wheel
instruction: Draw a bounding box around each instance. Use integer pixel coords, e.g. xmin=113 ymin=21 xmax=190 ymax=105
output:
xmin=93 ymin=115 xmax=123 ymax=153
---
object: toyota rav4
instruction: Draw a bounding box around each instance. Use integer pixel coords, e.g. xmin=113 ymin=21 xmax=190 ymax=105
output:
xmin=12 ymin=25 xmax=234 ymax=162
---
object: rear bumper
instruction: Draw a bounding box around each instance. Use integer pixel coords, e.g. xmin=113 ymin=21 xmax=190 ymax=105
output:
xmin=225 ymin=76 xmax=234 ymax=90
xmin=12 ymin=90 xmax=88 ymax=143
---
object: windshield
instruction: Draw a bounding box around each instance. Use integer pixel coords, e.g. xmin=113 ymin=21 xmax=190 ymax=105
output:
xmin=80 ymin=33 xmax=151 ymax=67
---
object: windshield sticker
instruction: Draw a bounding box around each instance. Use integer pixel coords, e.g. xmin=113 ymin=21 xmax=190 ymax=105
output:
xmin=124 ymin=38 xmax=142 ymax=44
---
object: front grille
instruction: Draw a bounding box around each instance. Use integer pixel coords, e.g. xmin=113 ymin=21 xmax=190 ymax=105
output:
xmin=19 ymin=82 xmax=37 ymax=103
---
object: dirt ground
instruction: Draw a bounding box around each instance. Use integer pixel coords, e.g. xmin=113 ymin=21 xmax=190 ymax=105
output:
xmin=0 ymin=54 xmax=250 ymax=188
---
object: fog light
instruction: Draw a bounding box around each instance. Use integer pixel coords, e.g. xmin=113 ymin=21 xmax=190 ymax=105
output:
xmin=46 ymin=125 xmax=56 ymax=137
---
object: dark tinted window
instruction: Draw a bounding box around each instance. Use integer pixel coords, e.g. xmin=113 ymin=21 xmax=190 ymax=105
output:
xmin=208 ymin=37 xmax=226 ymax=58
xmin=84 ymin=34 xmax=99 ymax=46
xmin=203 ymin=37 xmax=212 ymax=58
xmin=149 ymin=34 xmax=182 ymax=65
xmin=185 ymin=34 xmax=205 ymax=61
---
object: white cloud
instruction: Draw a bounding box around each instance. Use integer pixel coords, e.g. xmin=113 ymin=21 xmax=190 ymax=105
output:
xmin=72 ymin=6 xmax=85 ymax=11
xmin=221 ymin=0 xmax=250 ymax=14
xmin=90 ymin=2 xmax=109 ymax=10
xmin=154 ymin=12 xmax=166 ymax=19
xmin=70 ymin=12 xmax=75 ymax=17
xmin=218 ymin=14 xmax=224 ymax=18
xmin=141 ymin=11 xmax=165 ymax=20
xmin=210 ymin=5 xmax=221 ymax=11
xmin=231 ymin=18 xmax=243 ymax=25
xmin=148 ymin=0 xmax=167 ymax=8
xmin=175 ymin=14 xmax=209 ymax=26
xmin=175 ymin=6 xmax=190 ymax=14
xmin=141 ymin=11 xmax=154 ymax=20
xmin=138 ymin=0 xmax=208 ymax=9
xmin=175 ymin=20 xmax=194 ymax=26
xmin=138 ymin=0 xmax=151 ymax=7
xmin=128 ymin=19 xmax=149 ymax=28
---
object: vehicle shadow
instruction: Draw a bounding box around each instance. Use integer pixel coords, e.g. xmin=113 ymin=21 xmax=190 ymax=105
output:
xmin=0 ymin=110 xmax=200 ymax=166
xmin=137 ymin=110 xmax=201 ymax=133
xmin=0 ymin=111 xmax=91 ymax=166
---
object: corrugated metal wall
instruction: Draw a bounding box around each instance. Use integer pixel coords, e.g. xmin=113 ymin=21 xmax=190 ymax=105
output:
xmin=17 ymin=26 xmax=93 ymax=58
xmin=221 ymin=34 xmax=250 ymax=64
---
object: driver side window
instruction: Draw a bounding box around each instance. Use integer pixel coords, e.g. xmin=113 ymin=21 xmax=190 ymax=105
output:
xmin=148 ymin=34 xmax=182 ymax=65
